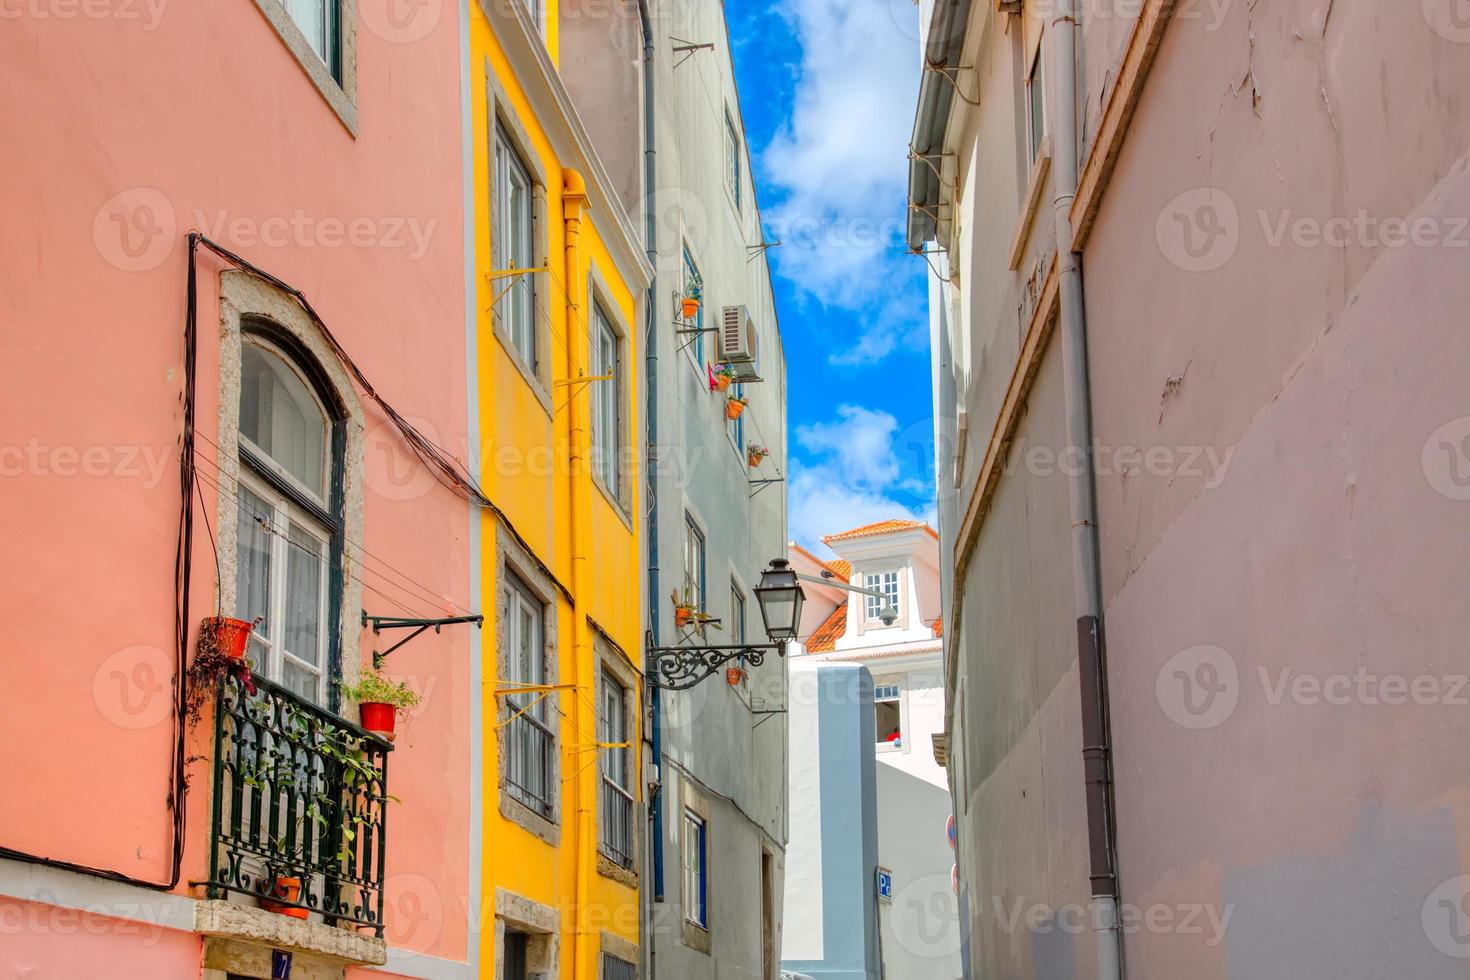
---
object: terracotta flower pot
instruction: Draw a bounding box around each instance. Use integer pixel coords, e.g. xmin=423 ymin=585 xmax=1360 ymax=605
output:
xmin=260 ymin=876 xmax=308 ymax=919
xmin=360 ymin=702 xmax=396 ymax=739
xmin=681 ymin=297 xmax=700 ymax=319
xmin=726 ymin=667 xmax=745 ymax=686
xmin=674 ymin=607 xmax=695 ymax=628
xmin=713 ymin=374 xmax=732 ymax=392
xmin=725 ymin=400 xmax=746 ymax=420
xmin=203 ymin=616 xmax=255 ymax=661
xmin=747 ymin=453 xmax=765 ymax=468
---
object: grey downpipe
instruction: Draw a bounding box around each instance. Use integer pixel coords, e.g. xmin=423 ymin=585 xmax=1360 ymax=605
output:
xmin=1048 ymin=4 xmax=1123 ymax=979
xmin=635 ymin=6 xmax=664 ymax=979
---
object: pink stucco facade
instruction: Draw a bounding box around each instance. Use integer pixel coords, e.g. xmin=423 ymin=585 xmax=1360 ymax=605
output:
xmin=919 ymin=0 xmax=1470 ymax=977
xmin=1 ymin=3 xmax=473 ymax=976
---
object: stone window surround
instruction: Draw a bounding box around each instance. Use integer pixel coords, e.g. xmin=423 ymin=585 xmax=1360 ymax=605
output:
xmin=679 ymin=775 xmax=713 ymax=955
xmin=486 ymin=60 xmax=554 ymax=416
xmin=600 ymin=929 xmax=641 ymax=976
xmin=594 ymin=625 xmax=641 ymax=886
xmin=495 ymin=521 xmax=563 ymax=845
xmin=854 ymin=560 xmax=911 ymax=635
xmin=494 ymin=887 xmax=561 ymax=980
xmin=213 ymin=270 xmax=367 ymax=710
xmin=586 ymin=261 xmax=635 ymax=527
xmin=250 ymin=0 xmax=359 ymax=136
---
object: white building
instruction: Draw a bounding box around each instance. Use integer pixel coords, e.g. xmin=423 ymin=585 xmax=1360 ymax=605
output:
xmin=787 ymin=522 xmax=962 ymax=979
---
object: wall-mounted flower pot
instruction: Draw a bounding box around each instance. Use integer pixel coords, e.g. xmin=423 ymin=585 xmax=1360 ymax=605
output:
xmin=681 ymin=297 xmax=700 ymax=319
xmin=713 ymin=373 xmax=732 ymax=392
xmin=674 ymin=606 xmax=695 ymax=629
xmin=202 ymin=616 xmax=255 ymax=661
xmin=725 ymin=400 xmax=747 ymax=420
xmin=726 ymin=667 xmax=745 ymax=686
xmin=259 ymin=876 xmax=308 ymax=919
xmin=747 ymin=452 xmax=766 ymax=468
xmin=360 ymin=702 xmax=396 ymax=740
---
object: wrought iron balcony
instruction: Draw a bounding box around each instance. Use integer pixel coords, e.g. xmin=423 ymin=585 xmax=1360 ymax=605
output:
xmin=206 ymin=673 xmax=393 ymax=935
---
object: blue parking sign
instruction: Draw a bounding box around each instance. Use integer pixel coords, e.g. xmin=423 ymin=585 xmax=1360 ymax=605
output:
xmin=876 ymin=867 xmax=894 ymax=903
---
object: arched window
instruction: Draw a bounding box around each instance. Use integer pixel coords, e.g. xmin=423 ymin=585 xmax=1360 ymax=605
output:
xmin=234 ymin=327 xmax=345 ymax=707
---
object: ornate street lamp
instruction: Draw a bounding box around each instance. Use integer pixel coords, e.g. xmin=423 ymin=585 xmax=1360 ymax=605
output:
xmin=647 ymin=558 xmax=807 ymax=690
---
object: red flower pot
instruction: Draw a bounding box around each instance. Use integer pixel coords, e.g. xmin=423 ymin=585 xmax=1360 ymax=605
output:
xmin=259 ymin=876 xmax=308 ymax=919
xmin=674 ymin=607 xmax=695 ymax=629
xmin=203 ymin=616 xmax=255 ymax=661
xmin=726 ymin=667 xmax=745 ymax=686
xmin=360 ymin=701 xmax=396 ymax=738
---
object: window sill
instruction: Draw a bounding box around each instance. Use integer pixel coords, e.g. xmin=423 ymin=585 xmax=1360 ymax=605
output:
xmin=597 ymin=853 xmax=639 ymax=888
xmin=877 ymin=741 xmax=905 ymax=753
xmin=681 ymin=918 xmax=712 ymax=955
xmin=1008 ymin=137 xmax=1053 ymax=271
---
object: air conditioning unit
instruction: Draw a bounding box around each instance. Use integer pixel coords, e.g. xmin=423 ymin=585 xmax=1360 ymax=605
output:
xmin=718 ymin=305 xmax=758 ymax=364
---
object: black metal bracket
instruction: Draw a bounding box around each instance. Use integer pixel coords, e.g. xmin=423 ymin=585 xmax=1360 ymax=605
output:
xmin=749 ymin=476 xmax=786 ymax=499
xmin=646 ymin=630 xmax=787 ymax=691
xmin=363 ymin=612 xmax=483 ymax=668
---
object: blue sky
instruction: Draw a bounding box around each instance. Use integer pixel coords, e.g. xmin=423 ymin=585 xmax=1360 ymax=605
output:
xmin=726 ymin=0 xmax=936 ymax=555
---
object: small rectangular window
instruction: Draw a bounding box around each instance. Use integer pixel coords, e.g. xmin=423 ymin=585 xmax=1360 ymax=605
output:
xmin=683 ymin=809 xmax=708 ymax=927
xmin=875 ymin=683 xmax=903 ymax=747
xmin=591 ymin=304 xmax=621 ymax=496
xmin=864 ymin=571 xmax=899 ymax=622
xmin=1027 ymin=46 xmax=1046 ymax=164
xmin=494 ymin=125 xmax=538 ymax=374
xmin=602 ymin=956 xmax=637 ymax=980
xmin=724 ymin=106 xmax=742 ymax=213
xmin=505 ymin=574 xmax=552 ymax=816
xmin=683 ymin=515 xmax=706 ymax=612
xmin=682 ymin=246 xmax=705 ymax=363
xmin=599 ymin=669 xmax=634 ymax=867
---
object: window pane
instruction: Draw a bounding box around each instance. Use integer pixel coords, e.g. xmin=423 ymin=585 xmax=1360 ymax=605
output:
xmin=283 ymin=0 xmax=327 ymax=61
xmin=240 ymin=341 xmax=328 ymax=498
xmin=237 ymin=487 xmax=273 ymax=642
xmin=285 ymin=523 xmax=325 ymax=668
xmin=283 ymin=659 xmax=321 ymax=704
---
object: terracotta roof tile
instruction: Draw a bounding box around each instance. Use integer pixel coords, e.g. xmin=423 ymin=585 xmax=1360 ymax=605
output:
xmin=805 ymin=602 xmax=848 ymax=653
xmin=790 ymin=542 xmax=851 ymax=583
xmin=822 ymin=519 xmax=938 ymax=545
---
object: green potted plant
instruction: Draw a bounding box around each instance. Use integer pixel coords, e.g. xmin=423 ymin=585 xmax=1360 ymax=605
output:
xmin=747 ymin=444 xmax=769 ymax=468
xmin=671 ymin=588 xmax=697 ymax=628
xmin=340 ymin=669 xmax=422 ymax=741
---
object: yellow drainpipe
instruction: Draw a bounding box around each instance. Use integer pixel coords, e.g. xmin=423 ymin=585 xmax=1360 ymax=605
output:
xmin=561 ymin=167 xmax=597 ymax=980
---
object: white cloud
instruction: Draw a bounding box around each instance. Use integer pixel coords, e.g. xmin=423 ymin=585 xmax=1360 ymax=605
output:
xmin=788 ymin=403 xmax=931 ymax=554
xmin=760 ymin=0 xmax=923 ymax=314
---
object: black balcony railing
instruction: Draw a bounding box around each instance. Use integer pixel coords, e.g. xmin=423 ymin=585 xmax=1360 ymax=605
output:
xmin=506 ymin=711 xmax=553 ymax=817
xmin=601 ymin=777 xmax=635 ymax=869
xmin=206 ymin=673 xmax=393 ymax=935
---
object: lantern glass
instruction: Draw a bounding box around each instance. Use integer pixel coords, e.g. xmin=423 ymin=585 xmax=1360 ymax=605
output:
xmin=755 ymin=559 xmax=805 ymax=642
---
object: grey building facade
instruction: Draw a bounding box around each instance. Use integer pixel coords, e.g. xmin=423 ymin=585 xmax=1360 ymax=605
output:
xmin=563 ymin=2 xmax=790 ymax=977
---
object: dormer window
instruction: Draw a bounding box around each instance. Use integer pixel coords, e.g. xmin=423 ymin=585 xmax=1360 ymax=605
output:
xmin=864 ymin=571 xmax=899 ymax=623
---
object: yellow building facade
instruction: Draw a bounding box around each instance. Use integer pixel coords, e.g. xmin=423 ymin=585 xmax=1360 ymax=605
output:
xmin=469 ymin=1 xmax=652 ymax=977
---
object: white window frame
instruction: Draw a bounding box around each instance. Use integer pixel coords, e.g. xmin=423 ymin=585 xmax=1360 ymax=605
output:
xmin=682 ymin=245 xmax=706 ymax=367
xmin=874 ymin=681 xmax=904 ymax=751
xmin=505 ymin=574 xmax=553 ymax=816
xmin=683 ymin=513 xmax=707 ymax=612
xmin=864 ymin=571 xmax=900 ymax=622
xmin=724 ymin=105 xmax=742 ymax=213
xmin=683 ymin=808 xmax=709 ymax=928
xmin=591 ymin=302 xmax=622 ymax=498
xmin=495 ymin=123 xmax=538 ymax=373
xmin=1026 ymin=41 xmax=1047 ymax=166
xmin=236 ymin=471 xmax=332 ymax=706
